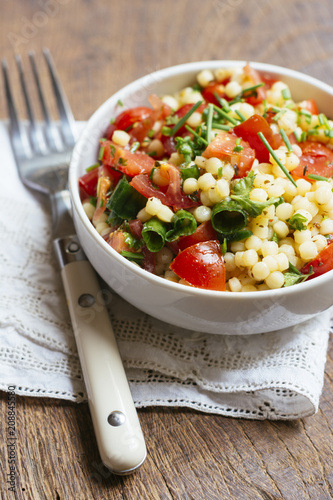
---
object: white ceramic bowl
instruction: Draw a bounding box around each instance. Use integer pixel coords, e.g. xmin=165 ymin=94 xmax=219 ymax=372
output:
xmin=69 ymin=61 xmax=333 ymax=335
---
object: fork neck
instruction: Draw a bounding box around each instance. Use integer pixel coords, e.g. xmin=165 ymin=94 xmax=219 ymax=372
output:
xmin=50 ymin=190 xmax=75 ymax=240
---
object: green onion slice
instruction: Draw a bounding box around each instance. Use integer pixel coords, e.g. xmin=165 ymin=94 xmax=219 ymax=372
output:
xmin=211 ymin=200 xmax=248 ymax=235
xmin=141 ymin=218 xmax=168 ymax=252
xmin=165 ymin=210 xmax=197 ymax=242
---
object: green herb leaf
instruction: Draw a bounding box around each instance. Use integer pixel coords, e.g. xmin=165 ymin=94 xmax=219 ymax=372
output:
xmin=180 ymin=163 xmax=200 ymax=180
xmin=106 ymin=177 xmax=146 ymax=220
xmin=286 ymin=213 xmax=308 ymax=231
xmin=284 ymin=263 xmax=314 ymax=287
xmin=230 ymin=171 xmax=282 ymax=218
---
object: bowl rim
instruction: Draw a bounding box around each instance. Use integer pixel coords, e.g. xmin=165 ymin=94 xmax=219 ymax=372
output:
xmin=69 ymin=59 xmax=333 ymax=300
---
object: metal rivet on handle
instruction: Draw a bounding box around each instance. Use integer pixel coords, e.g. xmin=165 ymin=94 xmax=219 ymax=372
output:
xmin=67 ymin=240 xmax=80 ymax=253
xmin=107 ymin=411 xmax=126 ymax=427
xmin=78 ymin=293 xmax=95 ymax=308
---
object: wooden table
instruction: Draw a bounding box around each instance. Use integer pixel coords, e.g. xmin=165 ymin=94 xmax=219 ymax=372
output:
xmin=1 ymin=1 xmax=333 ymax=498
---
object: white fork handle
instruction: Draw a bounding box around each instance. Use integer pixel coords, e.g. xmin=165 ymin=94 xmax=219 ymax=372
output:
xmin=55 ymin=236 xmax=146 ymax=474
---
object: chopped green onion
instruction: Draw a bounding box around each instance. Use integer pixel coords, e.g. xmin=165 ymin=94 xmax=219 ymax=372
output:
xmin=165 ymin=210 xmax=197 ymax=242
xmin=142 ymin=218 xmax=168 ymax=252
xmin=117 ymin=99 xmax=124 ymax=106
xmin=169 ymin=100 xmax=203 ymax=136
xmin=212 ymin=104 xmax=238 ymax=125
xmin=299 ymin=108 xmax=312 ymax=124
xmin=233 ymin=137 xmax=243 ymax=153
xmin=307 ymin=174 xmax=330 ymax=182
xmin=279 ymin=128 xmax=293 ymax=152
xmin=130 ymin=141 xmax=140 ymax=153
xmin=211 ymin=200 xmax=248 ymax=235
xmin=121 ymin=251 xmax=144 ymax=262
xmin=257 ymin=132 xmax=297 ymax=187
xmin=225 ymin=229 xmax=253 ymax=242
xmin=205 ymin=103 xmax=214 ymax=143
xmin=98 ymin=146 xmax=105 ymax=161
xmin=221 ymin=238 xmax=227 ymax=255
xmin=218 ymin=166 xmax=223 ymax=178
xmin=282 ymin=88 xmax=291 ymax=100
xmin=86 ymin=163 xmax=99 ymax=172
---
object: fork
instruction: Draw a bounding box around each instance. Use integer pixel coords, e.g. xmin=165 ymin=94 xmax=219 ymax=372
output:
xmin=2 ymin=49 xmax=146 ymax=474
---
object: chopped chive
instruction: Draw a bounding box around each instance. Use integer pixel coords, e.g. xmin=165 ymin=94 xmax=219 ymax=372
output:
xmin=86 ymin=163 xmax=99 ymax=172
xmin=169 ymin=100 xmax=203 ymax=136
xmin=184 ymin=125 xmax=208 ymax=145
xmin=257 ymin=132 xmax=297 ymax=187
xmin=273 ymin=108 xmax=287 ymax=121
xmin=213 ymin=92 xmax=230 ymax=111
xmin=307 ymin=174 xmax=330 ymax=182
xmin=279 ymin=129 xmax=293 ymax=152
xmin=100 ymin=138 xmax=106 ymax=142
xmin=117 ymin=99 xmax=124 ymax=106
xmin=299 ymin=108 xmax=312 ymax=124
xmin=130 ymin=141 xmax=140 ymax=153
xmin=206 ymin=103 xmax=214 ymax=143
xmin=98 ymin=146 xmax=105 ymax=161
xmin=308 ymin=129 xmax=319 ymax=136
xmin=241 ymin=82 xmax=264 ymax=95
xmin=218 ymin=166 xmax=223 ymax=178
xmin=109 ymin=117 xmax=115 ymax=124
xmin=235 ymin=109 xmax=246 ymax=122
xmin=282 ymin=88 xmax=291 ymax=100
xmin=211 ymin=122 xmax=232 ymax=131
xmin=325 ymin=129 xmax=333 ymax=138
xmin=147 ymin=151 xmax=157 ymax=157
xmin=319 ymin=113 xmax=332 ymax=132
xmin=212 ymin=104 xmax=238 ymax=125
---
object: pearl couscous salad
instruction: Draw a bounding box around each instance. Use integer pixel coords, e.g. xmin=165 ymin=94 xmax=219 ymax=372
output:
xmin=79 ymin=64 xmax=333 ymax=292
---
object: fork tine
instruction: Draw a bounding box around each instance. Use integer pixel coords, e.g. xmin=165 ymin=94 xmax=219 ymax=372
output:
xmin=1 ymin=58 xmax=31 ymax=159
xmin=28 ymin=50 xmax=63 ymax=152
xmin=15 ymin=54 xmax=47 ymax=155
xmin=42 ymin=48 xmax=77 ymax=147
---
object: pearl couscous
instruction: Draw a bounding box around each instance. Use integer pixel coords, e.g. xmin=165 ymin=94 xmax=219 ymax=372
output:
xmin=79 ymin=64 xmax=333 ymax=292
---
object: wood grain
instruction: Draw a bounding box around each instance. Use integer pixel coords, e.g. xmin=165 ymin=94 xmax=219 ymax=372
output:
xmin=1 ymin=0 xmax=333 ymax=498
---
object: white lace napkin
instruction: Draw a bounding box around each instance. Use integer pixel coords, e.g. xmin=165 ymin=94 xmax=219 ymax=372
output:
xmin=0 ymin=121 xmax=331 ymax=420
